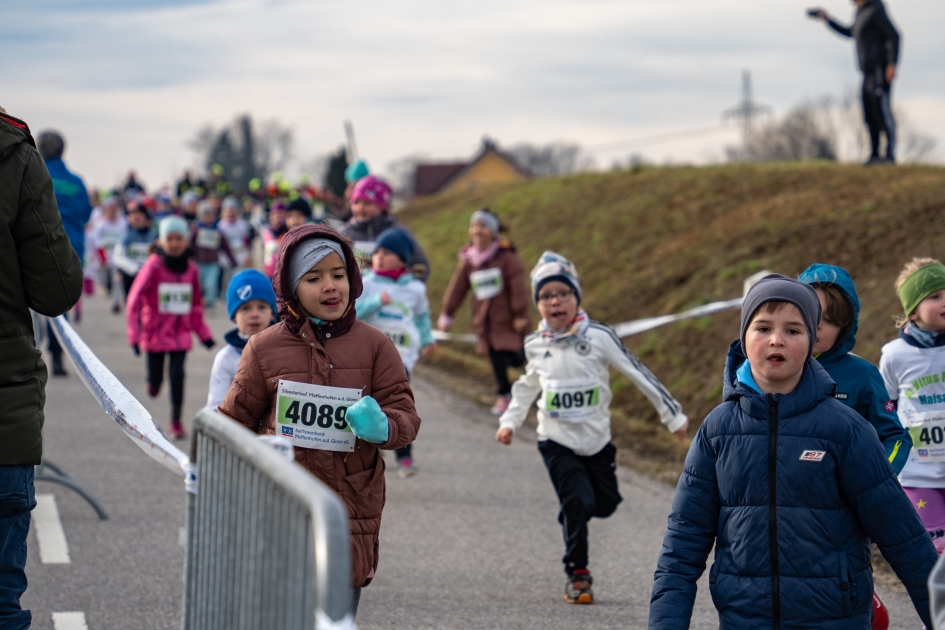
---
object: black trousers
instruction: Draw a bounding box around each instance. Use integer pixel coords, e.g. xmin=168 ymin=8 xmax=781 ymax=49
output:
xmin=147 ymin=351 xmax=187 ymax=420
xmin=488 ymin=349 xmax=525 ymax=396
xmin=862 ymin=66 xmax=896 ymax=160
xmin=538 ymin=440 xmax=622 ymax=575
xmin=120 ymin=271 xmax=136 ymax=300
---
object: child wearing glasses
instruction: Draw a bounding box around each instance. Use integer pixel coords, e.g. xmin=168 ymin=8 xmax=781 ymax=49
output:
xmin=496 ymin=250 xmax=688 ymax=605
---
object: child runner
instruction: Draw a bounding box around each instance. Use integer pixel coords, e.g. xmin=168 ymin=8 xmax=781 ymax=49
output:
xmin=799 ymin=264 xmax=912 ymax=472
xmin=113 ymin=205 xmax=157 ymax=301
xmin=219 ymin=224 xmax=421 ymax=619
xmin=262 ymin=201 xmax=287 ymax=279
xmin=880 ymin=258 xmax=945 ymax=554
xmin=205 ymin=269 xmax=276 ymax=410
xmin=649 ymin=274 xmax=937 ymax=629
xmin=440 ymin=208 xmax=531 ymax=415
xmin=126 ymin=217 xmax=215 ymax=439
xmin=218 ymin=195 xmax=252 ymax=288
xmin=87 ymin=195 xmax=127 ymax=313
xmin=357 ymin=229 xmax=435 ymax=478
xmin=285 ymin=197 xmax=317 ymax=231
xmin=497 ymin=251 xmax=687 ymax=604
xmin=191 ymin=200 xmax=236 ymax=311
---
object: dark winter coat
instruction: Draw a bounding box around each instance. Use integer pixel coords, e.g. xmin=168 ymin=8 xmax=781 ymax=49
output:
xmin=0 ymin=113 xmax=83 ymax=465
xmin=219 ymin=224 xmax=421 ymax=589
xmin=799 ymin=263 xmax=911 ymax=474
xmin=649 ymin=342 xmax=936 ymax=630
xmin=828 ymin=0 xmax=900 ymax=71
xmin=340 ymin=213 xmax=430 ymax=281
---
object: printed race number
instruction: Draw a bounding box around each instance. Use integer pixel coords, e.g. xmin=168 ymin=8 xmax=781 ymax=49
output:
xmin=158 ymin=282 xmax=193 ymax=315
xmin=546 ymin=388 xmax=599 ymax=410
xmin=276 ymin=381 xmax=361 ymax=452
xmin=909 ymin=414 xmax=945 ymax=463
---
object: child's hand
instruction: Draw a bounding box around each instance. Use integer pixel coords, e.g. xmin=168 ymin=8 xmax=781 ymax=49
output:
xmin=437 ymin=313 xmax=452 ymax=332
xmin=203 ymin=338 xmax=216 ymax=350
xmin=495 ymin=427 xmax=513 ymax=445
xmin=673 ymin=422 xmax=688 ymax=443
xmin=422 ymin=343 xmax=436 ymax=356
xmin=380 ymin=291 xmax=391 ymax=306
xmin=512 ymin=317 xmax=530 ymax=333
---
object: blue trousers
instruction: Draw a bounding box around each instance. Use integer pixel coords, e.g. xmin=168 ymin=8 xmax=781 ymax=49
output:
xmin=197 ymin=263 xmax=221 ymax=308
xmin=0 ymin=466 xmax=35 ymax=630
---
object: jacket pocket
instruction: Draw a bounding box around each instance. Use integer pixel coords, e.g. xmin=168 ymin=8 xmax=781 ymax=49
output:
xmin=839 ymin=554 xmax=853 ymax=616
xmin=708 ymin=563 xmax=721 ymax=610
xmin=341 ymin=453 xmax=385 ymax=521
xmin=0 ymin=466 xmax=36 ymax=519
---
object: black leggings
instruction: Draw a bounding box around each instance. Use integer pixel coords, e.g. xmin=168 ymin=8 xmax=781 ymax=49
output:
xmin=489 ymin=349 xmax=526 ymax=395
xmin=120 ymin=271 xmax=136 ymax=300
xmin=147 ymin=351 xmax=187 ymax=420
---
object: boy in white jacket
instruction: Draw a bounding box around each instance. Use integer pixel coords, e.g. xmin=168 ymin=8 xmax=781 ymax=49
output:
xmin=357 ymin=228 xmax=435 ymax=478
xmin=496 ymin=251 xmax=687 ymax=605
xmin=206 ymin=269 xmax=277 ymax=409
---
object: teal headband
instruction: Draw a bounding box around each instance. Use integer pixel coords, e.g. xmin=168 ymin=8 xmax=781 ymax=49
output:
xmin=899 ymin=263 xmax=945 ymax=316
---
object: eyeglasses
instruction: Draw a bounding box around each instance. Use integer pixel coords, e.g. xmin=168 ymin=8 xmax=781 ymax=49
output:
xmin=537 ymin=290 xmax=575 ymax=304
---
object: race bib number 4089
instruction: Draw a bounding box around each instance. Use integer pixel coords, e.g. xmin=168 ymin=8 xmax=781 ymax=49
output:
xmin=276 ymin=381 xmax=361 ymax=452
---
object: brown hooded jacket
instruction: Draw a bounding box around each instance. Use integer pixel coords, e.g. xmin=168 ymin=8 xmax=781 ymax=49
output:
xmin=219 ymin=224 xmax=420 ymax=588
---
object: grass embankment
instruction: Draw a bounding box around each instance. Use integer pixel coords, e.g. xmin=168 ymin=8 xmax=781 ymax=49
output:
xmin=398 ymin=163 xmax=945 ymax=484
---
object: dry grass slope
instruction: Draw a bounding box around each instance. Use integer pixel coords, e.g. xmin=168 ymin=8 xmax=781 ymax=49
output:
xmin=399 ymin=163 xmax=945 ymax=483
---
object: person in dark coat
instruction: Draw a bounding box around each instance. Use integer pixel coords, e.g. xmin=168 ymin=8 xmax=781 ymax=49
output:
xmin=811 ymin=0 xmax=900 ymax=164
xmin=0 ymin=108 xmax=84 ymax=629
xmin=649 ymin=274 xmax=937 ymax=630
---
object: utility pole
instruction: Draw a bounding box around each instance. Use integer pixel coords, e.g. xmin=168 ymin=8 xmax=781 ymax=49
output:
xmin=722 ymin=69 xmax=772 ymax=152
xmin=344 ymin=120 xmax=358 ymax=163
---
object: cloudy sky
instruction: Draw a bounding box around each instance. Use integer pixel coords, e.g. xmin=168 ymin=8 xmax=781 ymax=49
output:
xmin=3 ymin=0 xmax=943 ymax=189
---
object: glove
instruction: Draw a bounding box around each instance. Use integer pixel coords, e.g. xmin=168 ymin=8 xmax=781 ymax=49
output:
xmin=132 ymin=344 xmax=140 ymax=356
xmin=203 ymin=338 xmax=216 ymax=350
xmin=345 ymin=396 xmax=389 ymax=445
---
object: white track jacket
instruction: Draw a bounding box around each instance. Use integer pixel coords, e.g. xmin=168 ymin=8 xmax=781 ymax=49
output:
xmin=499 ymin=321 xmax=687 ymax=456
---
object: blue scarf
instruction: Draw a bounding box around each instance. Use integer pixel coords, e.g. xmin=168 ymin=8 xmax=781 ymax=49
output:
xmin=900 ymin=324 xmax=945 ymax=349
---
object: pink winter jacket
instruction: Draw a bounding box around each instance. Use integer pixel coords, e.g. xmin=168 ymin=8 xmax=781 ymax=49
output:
xmin=126 ymin=253 xmax=213 ymax=353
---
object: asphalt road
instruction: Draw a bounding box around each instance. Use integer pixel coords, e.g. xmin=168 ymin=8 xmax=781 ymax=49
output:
xmin=21 ymin=292 xmax=923 ymax=629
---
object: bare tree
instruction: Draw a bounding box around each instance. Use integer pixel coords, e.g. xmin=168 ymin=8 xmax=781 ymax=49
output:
xmin=386 ymin=153 xmax=429 ymax=195
xmin=506 ymin=142 xmax=594 ymax=178
xmin=187 ymin=115 xmax=294 ymax=190
xmin=727 ymin=99 xmax=838 ymax=162
xmin=831 ymin=89 xmax=937 ymax=163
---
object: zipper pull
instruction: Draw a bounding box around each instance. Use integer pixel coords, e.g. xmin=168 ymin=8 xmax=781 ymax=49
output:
xmin=768 ymin=395 xmax=777 ymax=415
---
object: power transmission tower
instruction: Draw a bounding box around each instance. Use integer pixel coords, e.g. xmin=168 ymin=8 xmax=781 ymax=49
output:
xmin=722 ymin=70 xmax=772 ymax=152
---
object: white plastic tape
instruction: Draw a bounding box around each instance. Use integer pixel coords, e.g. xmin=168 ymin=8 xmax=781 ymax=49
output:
xmin=432 ymin=271 xmax=772 ymax=344
xmin=49 ymin=315 xmax=191 ymax=477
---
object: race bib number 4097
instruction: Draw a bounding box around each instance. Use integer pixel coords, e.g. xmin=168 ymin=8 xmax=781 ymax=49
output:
xmin=276 ymin=381 xmax=361 ymax=452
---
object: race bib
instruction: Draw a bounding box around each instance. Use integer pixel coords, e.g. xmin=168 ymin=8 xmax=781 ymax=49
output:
xmin=470 ymin=267 xmax=503 ymax=300
xmin=128 ymin=242 xmax=151 ymax=263
xmin=276 ymin=381 xmax=361 ymax=452
xmin=158 ymin=282 xmax=193 ymax=315
xmin=196 ymin=228 xmax=221 ymax=250
xmin=909 ymin=412 xmax=945 ymax=463
xmin=540 ymin=378 xmax=601 ymax=422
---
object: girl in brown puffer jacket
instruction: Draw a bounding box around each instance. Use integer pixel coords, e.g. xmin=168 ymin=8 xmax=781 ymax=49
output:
xmin=438 ymin=208 xmax=531 ymax=415
xmin=219 ymin=224 xmax=421 ymax=615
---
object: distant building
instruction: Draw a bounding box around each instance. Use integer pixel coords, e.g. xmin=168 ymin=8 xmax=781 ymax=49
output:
xmin=413 ymin=138 xmax=532 ymax=196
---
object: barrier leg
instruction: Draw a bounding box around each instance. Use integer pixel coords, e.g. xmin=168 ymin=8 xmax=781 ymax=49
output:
xmin=34 ymin=459 xmax=109 ymax=520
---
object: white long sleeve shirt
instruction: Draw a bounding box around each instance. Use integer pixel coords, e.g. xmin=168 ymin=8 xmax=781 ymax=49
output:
xmin=499 ymin=321 xmax=687 ymax=456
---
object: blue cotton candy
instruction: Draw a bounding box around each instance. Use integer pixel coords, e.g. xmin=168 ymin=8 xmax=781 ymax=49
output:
xmin=346 ymin=396 xmax=389 ymax=444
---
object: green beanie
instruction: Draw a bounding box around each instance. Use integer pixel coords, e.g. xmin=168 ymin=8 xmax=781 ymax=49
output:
xmin=899 ymin=263 xmax=945 ymax=317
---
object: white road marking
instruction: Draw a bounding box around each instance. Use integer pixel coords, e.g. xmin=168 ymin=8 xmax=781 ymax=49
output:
xmin=52 ymin=612 xmax=88 ymax=630
xmin=34 ymin=494 xmax=70 ymax=564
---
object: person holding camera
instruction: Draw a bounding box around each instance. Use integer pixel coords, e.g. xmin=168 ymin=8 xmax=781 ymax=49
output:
xmin=810 ymin=0 xmax=900 ymax=165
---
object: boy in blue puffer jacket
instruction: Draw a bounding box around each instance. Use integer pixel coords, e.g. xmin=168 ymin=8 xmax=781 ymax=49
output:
xmin=799 ymin=263 xmax=911 ymax=473
xmin=649 ymin=274 xmax=936 ymax=630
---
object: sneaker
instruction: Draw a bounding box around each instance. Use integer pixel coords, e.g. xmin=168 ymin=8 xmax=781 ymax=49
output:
xmin=398 ymin=458 xmax=418 ymax=479
xmin=169 ymin=420 xmax=187 ymax=440
xmin=863 ymin=155 xmax=888 ymax=166
xmin=564 ymin=571 xmax=594 ymax=605
xmin=148 ymin=383 xmax=161 ymax=398
xmin=490 ymin=395 xmax=511 ymax=416
xmin=111 ymin=303 xmax=122 ymax=314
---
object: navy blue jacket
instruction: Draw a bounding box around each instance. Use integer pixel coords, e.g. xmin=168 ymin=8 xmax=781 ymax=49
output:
xmin=649 ymin=343 xmax=936 ymax=629
xmin=799 ymin=264 xmax=911 ymax=474
xmin=43 ymin=158 xmax=92 ymax=262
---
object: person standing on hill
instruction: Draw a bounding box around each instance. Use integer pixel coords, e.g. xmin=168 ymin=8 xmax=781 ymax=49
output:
xmin=37 ymin=129 xmax=93 ymax=375
xmin=0 ymin=108 xmax=84 ymax=630
xmin=811 ymin=0 xmax=900 ymax=164
xmin=439 ymin=209 xmax=531 ymax=415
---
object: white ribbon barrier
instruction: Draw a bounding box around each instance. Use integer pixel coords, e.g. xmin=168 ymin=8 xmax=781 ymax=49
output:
xmin=49 ymin=315 xmax=191 ymax=478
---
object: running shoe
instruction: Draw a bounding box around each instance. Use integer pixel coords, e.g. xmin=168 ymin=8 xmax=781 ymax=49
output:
xmin=398 ymin=458 xmax=418 ymax=479
xmin=148 ymin=383 xmax=161 ymax=398
xmin=564 ymin=570 xmax=594 ymax=605
xmin=169 ymin=420 xmax=187 ymax=440
xmin=490 ymin=395 xmax=511 ymax=416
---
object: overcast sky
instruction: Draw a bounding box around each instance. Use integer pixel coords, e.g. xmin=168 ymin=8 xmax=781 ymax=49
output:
xmin=3 ymin=0 xmax=943 ymax=189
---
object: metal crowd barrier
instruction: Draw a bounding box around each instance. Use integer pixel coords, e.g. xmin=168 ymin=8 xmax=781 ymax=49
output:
xmin=183 ymin=408 xmax=355 ymax=630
